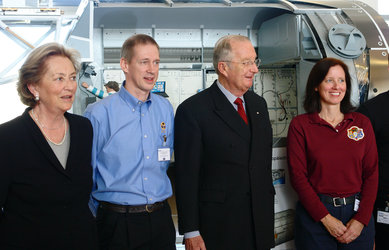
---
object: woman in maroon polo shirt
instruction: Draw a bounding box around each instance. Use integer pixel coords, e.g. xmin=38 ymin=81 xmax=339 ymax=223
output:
xmin=287 ymin=57 xmax=378 ymax=250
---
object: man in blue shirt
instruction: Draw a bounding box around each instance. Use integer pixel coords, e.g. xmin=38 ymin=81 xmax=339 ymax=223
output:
xmin=84 ymin=34 xmax=175 ymax=250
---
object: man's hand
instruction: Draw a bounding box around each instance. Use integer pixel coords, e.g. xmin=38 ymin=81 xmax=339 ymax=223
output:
xmin=320 ymin=214 xmax=347 ymax=238
xmin=336 ymin=219 xmax=364 ymax=244
xmin=185 ymin=235 xmax=206 ymax=250
xmin=82 ymin=82 xmax=89 ymax=88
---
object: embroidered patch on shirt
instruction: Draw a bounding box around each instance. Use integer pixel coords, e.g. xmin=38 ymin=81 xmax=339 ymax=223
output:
xmin=160 ymin=122 xmax=166 ymax=131
xmin=347 ymin=126 xmax=364 ymax=141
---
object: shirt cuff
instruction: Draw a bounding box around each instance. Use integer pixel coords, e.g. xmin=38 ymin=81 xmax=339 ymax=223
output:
xmin=88 ymin=197 xmax=98 ymax=217
xmin=86 ymin=85 xmax=94 ymax=92
xmin=184 ymin=231 xmax=200 ymax=239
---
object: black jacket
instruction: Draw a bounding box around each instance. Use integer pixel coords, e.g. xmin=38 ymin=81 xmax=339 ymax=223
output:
xmin=358 ymin=91 xmax=389 ymax=193
xmin=0 ymin=109 xmax=97 ymax=249
xmin=174 ymin=82 xmax=275 ymax=250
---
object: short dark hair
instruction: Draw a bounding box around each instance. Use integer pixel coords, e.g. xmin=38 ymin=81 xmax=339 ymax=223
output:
xmin=303 ymin=57 xmax=354 ymax=113
xmin=17 ymin=42 xmax=80 ymax=107
xmin=104 ymin=81 xmax=120 ymax=92
xmin=121 ymin=34 xmax=159 ymax=63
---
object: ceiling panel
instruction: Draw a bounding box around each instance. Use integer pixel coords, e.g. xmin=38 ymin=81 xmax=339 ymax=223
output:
xmin=0 ymin=0 xmax=82 ymax=7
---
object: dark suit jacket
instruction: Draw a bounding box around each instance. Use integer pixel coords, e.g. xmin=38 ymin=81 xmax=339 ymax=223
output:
xmin=358 ymin=91 xmax=389 ymax=250
xmin=0 ymin=109 xmax=97 ymax=250
xmin=174 ymin=82 xmax=275 ymax=250
xmin=358 ymin=91 xmax=389 ymax=192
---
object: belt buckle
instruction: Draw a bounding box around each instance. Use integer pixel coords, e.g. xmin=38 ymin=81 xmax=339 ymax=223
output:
xmin=145 ymin=204 xmax=152 ymax=213
xmin=333 ymin=197 xmax=346 ymax=207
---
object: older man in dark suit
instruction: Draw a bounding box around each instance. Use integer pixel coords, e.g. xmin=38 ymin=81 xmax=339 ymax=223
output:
xmin=174 ymin=35 xmax=275 ymax=250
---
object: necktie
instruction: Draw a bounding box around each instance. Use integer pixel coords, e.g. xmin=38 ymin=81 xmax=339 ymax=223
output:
xmin=234 ymin=98 xmax=248 ymax=124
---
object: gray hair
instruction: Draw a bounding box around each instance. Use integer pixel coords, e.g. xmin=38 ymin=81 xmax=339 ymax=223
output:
xmin=213 ymin=35 xmax=251 ymax=74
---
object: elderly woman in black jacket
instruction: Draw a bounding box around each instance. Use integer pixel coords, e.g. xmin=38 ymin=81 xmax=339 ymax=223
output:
xmin=0 ymin=42 xmax=97 ymax=249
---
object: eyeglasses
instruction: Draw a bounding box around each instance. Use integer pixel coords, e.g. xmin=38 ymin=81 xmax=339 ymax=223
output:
xmin=223 ymin=58 xmax=261 ymax=68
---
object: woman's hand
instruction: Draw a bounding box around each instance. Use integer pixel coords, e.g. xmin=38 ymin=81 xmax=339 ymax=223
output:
xmin=320 ymin=214 xmax=347 ymax=238
xmin=336 ymin=219 xmax=364 ymax=244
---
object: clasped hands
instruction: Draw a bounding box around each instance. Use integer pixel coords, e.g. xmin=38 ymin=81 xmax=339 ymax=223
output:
xmin=321 ymin=214 xmax=364 ymax=244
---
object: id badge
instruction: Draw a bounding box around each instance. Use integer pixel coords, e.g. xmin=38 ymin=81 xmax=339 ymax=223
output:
xmin=353 ymin=198 xmax=360 ymax=212
xmin=377 ymin=210 xmax=389 ymax=224
xmin=158 ymin=148 xmax=170 ymax=161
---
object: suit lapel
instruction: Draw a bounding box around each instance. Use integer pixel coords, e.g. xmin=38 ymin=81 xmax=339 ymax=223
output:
xmin=209 ymin=82 xmax=250 ymax=142
xmin=64 ymin=113 xmax=78 ymax=171
xmin=244 ymin=91 xmax=262 ymax=134
xmin=245 ymin=91 xmax=270 ymax=170
xmin=23 ymin=109 xmax=70 ymax=177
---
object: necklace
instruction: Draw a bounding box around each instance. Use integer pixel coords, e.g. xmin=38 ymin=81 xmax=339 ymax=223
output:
xmin=318 ymin=112 xmax=344 ymax=128
xmin=31 ymin=109 xmax=65 ymax=130
xmin=31 ymin=109 xmax=67 ymax=145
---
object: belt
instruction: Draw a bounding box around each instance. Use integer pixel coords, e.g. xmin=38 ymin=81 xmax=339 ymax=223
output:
xmin=320 ymin=194 xmax=356 ymax=207
xmin=99 ymin=201 xmax=165 ymax=213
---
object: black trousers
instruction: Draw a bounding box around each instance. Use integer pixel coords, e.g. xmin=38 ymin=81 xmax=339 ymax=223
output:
xmin=294 ymin=201 xmax=374 ymax=250
xmin=96 ymin=202 xmax=176 ymax=250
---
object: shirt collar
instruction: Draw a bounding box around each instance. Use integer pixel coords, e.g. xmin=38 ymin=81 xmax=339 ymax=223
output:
xmin=216 ymin=80 xmax=245 ymax=105
xmin=119 ymin=81 xmax=152 ymax=109
xmin=309 ymin=112 xmax=354 ymax=125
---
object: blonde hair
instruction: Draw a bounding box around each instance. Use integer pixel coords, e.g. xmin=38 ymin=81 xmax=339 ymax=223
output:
xmin=17 ymin=42 xmax=80 ymax=107
xmin=120 ymin=34 xmax=159 ymax=63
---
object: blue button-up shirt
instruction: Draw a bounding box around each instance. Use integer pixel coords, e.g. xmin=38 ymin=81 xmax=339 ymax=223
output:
xmin=84 ymin=82 xmax=174 ymax=215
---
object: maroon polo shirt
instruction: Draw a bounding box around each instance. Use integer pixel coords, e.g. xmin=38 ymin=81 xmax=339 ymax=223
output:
xmin=287 ymin=112 xmax=378 ymax=225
